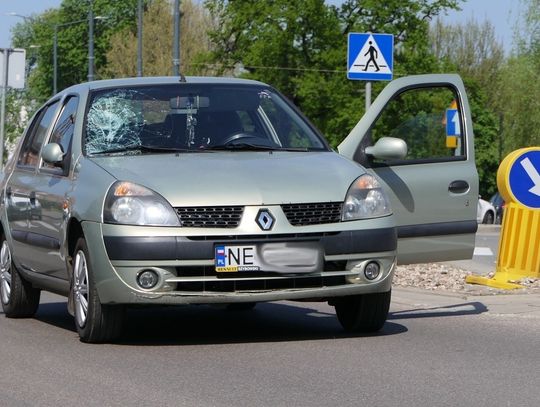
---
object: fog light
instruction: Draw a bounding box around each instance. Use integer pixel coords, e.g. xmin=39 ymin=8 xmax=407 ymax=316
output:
xmin=364 ymin=261 xmax=381 ymax=280
xmin=137 ymin=269 xmax=159 ymax=289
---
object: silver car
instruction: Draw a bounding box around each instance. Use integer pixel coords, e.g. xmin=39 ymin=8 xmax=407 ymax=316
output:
xmin=0 ymin=75 xmax=478 ymax=342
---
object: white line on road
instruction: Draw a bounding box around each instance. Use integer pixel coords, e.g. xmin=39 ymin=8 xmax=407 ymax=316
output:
xmin=474 ymin=247 xmax=493 ymax=256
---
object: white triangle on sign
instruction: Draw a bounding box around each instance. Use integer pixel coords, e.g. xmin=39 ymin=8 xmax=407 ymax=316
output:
xmin=349 ymin=34 xmax=391 ymax=74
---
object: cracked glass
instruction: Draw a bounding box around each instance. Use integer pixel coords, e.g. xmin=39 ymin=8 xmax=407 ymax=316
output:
xmin=84 ymin=84 xmax=328 ymax=155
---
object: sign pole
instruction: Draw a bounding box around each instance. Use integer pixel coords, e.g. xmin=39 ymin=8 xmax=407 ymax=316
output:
xmin=347 ymin=33 xmax=393 ymax=113
xmin=0 ymin=48 xmax=11 ymax=167
xmin=365 ymin=81 xmax=371 ymax=111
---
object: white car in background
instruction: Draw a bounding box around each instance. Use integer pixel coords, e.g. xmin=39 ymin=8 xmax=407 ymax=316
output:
xmin=477 ymin=197 xmax=496 ymax=224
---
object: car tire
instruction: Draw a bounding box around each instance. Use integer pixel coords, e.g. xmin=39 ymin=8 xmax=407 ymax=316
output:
xmin=72 ymin=237 xmax=125 ymax=343
xmin=334 ymin=290 xmax=391 ymax=333
xmin=482 ymin=211 xmax=494 ymax=224
xmin=226 ymin=302 xmax=257 ymax=311
xmin=0 ymin=235 xmax=41 ymax=318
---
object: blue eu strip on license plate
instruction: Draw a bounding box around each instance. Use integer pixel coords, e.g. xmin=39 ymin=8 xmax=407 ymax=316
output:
xmin=215 ymin=245 xmax=261 ymax=272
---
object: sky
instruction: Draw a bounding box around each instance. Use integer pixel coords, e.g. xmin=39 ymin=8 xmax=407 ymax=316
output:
xmin=0 ymin=0 xmax=525 ymax=51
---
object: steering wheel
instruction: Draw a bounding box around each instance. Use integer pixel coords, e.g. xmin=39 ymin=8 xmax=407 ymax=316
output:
xmin=221 ymin=132 xmax=261 ymax=145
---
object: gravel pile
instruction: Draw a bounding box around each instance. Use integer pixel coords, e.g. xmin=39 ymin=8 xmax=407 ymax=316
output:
xmin=394 ymin=263 xmax=540 ymax=295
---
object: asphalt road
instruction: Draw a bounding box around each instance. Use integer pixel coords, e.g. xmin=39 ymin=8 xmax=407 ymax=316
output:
xmin=1 ymin=290 xmax=539 ymax=407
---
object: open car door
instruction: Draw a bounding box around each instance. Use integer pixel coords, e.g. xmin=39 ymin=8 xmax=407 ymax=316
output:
xmin=339 ymin=74 xmax=478 ymax=264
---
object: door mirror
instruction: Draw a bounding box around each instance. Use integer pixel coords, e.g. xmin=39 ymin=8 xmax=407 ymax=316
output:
xmin=41 ymin=143 xmax=64 ymax=165
xmin=365 ymin=137 xmax=407 ymax=160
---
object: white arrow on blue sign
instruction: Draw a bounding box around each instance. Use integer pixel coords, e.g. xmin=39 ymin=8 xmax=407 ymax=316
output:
xmin=446 ymin=109 xmax=461 ymax=136
xmin=509 ymin=150 xmax=540 ymax=208
xmin=347 ymin=33 xmax=393 ymax=81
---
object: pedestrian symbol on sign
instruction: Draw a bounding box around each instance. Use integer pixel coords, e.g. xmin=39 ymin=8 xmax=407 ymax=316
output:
xmin=363 ymin=41 xmax=380 ymax=71
xmin=347 ymin=33 xmax=393 ymax=81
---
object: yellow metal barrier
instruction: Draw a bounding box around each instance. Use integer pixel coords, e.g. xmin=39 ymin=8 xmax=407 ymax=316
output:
xmin=466 ymin=147 xmax=540 ymax=290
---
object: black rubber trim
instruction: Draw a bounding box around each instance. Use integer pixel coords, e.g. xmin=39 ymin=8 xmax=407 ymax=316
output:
xmin=103 ymin=227 xmax=397 ymax=261
xmin=11 ymin=229 xmax=61 ymax=250
xmin=397 ymin=220 xmax=477 ymax=239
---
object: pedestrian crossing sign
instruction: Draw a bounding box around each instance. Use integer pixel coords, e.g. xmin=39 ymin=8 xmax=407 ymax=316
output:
xmin=347 ymin=33 xmax=394 ymax=81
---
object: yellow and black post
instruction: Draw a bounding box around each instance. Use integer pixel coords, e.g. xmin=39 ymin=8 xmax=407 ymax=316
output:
xmin=466 ymin=147 xmax=540 ymax=289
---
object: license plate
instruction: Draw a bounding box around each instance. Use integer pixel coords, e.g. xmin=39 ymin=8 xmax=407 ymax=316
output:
xmin=215 ymin=245 xmax=261 ymax=272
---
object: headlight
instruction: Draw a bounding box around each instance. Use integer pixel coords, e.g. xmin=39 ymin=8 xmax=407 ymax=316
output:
xmin=104 ymin=181 xmax=180 ymax=226
xmin=342 ymin=174 xmax=391 ymax=221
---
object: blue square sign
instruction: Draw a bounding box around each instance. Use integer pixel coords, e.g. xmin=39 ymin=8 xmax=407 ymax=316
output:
xmin=347 ymin=33 xmax=394 ymax=81
xmin=446 ymin=109 xmax=461 ymax=136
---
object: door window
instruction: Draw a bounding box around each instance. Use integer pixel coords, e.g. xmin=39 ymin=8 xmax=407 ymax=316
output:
xmin=18 ymin=101 xmax=60 ymax=168
xmin=370 ymin=86 xmax=465 ymax=163
xmin=41 ymin=96 xmax=79 ymax=173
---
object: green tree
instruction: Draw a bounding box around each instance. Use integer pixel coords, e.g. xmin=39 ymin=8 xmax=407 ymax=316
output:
xmin=203 ymin=0 xmax=461 ymax=146
xmin=104 ymin=0 xmax=212 ymax=77
xmin=495 ymin=0 xmax=540 ymax=154
xmin=430 ymin=18 xmax=504 ymax=104
xmin=11 ymin=0 xmax=141 ymax=101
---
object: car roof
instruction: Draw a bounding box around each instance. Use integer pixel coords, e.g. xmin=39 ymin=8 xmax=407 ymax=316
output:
xmin=59 ymin=76 xmax=269 ymax=95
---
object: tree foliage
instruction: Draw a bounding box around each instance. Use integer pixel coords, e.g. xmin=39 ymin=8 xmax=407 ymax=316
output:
xmin=104 ymin=0 xmax=212 ymax=77
xmin=11 ymin=0 xmax=141 ymax=100
xmin=204 ymin=0 xmax=462 ymax=147
xmin=495 ymin=0 xmax=540 ymax=153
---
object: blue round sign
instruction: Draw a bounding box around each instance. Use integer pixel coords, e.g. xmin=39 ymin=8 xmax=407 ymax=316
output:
xmin=508 ymin=150 xmax=540 ymax=209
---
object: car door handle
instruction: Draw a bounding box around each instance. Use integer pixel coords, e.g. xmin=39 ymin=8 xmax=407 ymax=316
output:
xmin=448 ymin=180 xmax=469 ymax=194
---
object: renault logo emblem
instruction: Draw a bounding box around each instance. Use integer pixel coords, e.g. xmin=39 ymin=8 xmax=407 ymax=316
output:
xmin=256 ymin=209 xmax=275 ymax=231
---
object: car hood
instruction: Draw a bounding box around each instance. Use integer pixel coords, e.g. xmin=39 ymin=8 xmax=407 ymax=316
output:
xmin=91 ymin=151 xmax=365 ymax=206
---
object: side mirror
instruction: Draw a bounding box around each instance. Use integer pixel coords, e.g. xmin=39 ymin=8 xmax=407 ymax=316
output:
xmin=365 ymin=137 xmax=407 ymax=160
xmin=42 ymin=143 xmax=64 ymax=165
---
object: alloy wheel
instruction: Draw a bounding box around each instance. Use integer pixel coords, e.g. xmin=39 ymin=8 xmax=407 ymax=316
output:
xmin=73 ymin=250 xmax=89 ymax=328
xmin=0 ymin=241 xmax=12 ymax=305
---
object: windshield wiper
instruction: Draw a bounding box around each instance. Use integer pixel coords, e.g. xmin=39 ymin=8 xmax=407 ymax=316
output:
xmin=207 ymin=143 xmax=281 ymax=151
xmin=89 ymin=144 xmax=192 ymax=156
xmin=208 ymin=144 xmax=311 ymax=152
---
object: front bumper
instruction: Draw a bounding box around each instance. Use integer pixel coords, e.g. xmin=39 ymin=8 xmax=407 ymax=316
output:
xmin=82 ymin=219 xmax=397 ymax=305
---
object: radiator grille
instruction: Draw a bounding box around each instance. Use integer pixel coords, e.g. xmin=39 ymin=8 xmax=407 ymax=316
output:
xmin=175 ymin=206 xmax=244 ymax=228
xmin=281 ymin=202 xmax=342 ymax=226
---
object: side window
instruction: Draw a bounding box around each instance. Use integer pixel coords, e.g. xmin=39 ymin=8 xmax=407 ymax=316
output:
xmin=42 ymin=96 xmax=79 ymax=173
xmin=371 ymin=86 xmax=464 ymax=162
xmin=18 ymin=101 xmax=60 ymax=168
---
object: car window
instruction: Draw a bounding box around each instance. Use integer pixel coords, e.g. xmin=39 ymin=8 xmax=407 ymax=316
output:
xmin=84 ymin=84 xmax=328 ymax=155
xmin=18 ymin=100 xmax=60 ymax=168
xmin=41 ymin=96 xmax=79 ymax=174
xmin=370 ymin=86 xmax=465 ymax=163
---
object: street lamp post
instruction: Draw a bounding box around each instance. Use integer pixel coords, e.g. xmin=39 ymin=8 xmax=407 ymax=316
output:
xmin=173 ymin=0 xmax=180 ymax=76
xmin=137 ymin=0 xmax=143 ymax=77
xmin=53 ymin=15 xmax=106 ymax=94
xmin=53 ymin=18 xmax=86 ymax=94
xmin=88 ymin=0 xmax=95 ymax=82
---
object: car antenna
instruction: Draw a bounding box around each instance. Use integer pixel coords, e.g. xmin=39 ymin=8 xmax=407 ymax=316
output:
xmin=179 ymin=73 xmax=187 ymax=82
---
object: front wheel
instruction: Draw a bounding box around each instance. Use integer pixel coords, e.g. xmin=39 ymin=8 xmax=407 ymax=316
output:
xmin=482 ymin=211 xmax=494 ymax=224
xmin=334 ymin=291 xmax=391 ymax=333
xmin=72 ymin=237 xmax=125 ymax=343
xmin=0 ymin=236 xmax=40 ymax=318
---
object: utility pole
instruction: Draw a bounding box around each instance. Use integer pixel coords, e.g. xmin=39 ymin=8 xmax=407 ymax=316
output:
xmin=53 ymin=26 xmax=58 ymax=94
xmin=0 ymin=49 xmax=11 ymax=166
xmin=137 ymin=0 xmax=143 ymax=77
xmin=172 ymin=0 xmax=180 ymax=76
xmin=88 ymin=0 xmax=95 ymax=82
xmin=0 ymin=48 xmax=25 ymax=166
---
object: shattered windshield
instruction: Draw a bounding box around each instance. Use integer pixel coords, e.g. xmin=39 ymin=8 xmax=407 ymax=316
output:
xmin=84 ymin=83 xmax=328 ymax=156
